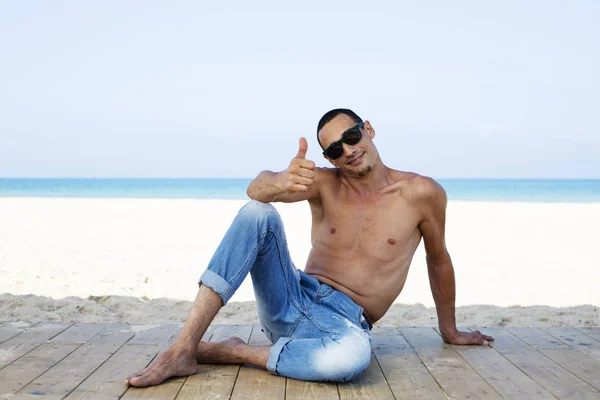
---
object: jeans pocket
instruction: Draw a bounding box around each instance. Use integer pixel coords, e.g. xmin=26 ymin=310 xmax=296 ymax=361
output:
xmin=314 ymin=283 xmax=335 ymax=302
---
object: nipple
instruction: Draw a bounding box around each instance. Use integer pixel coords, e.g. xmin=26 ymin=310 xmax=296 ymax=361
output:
xmin=330 ymin=228 xmax=336 ymax=234
xmin=387 ymin=238 xmax=396 ymax=245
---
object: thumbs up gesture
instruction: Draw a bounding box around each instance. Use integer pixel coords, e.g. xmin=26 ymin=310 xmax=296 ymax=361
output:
xmin=280 ymin=137 xmax=315 ymax=193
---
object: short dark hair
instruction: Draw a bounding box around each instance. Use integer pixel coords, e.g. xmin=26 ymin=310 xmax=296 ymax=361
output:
xmin=316 ymin=108 xmax=363 ymax=149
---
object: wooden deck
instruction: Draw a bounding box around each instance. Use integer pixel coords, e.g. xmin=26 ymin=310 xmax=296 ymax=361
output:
xmin=1 ymin=323 xmax=599 ymax=399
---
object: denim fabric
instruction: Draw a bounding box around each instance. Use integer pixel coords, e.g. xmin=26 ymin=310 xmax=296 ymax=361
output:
xmin=199 ymin=200 xmax=372 ymax=382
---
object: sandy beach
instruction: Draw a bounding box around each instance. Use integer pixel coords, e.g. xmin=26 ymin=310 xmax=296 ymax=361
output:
xmin=1 ymin=198 xmax=599 ymax=327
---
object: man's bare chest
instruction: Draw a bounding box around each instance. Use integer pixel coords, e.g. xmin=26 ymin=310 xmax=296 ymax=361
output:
xmin=315 ymin=195 xmax=422 ymax=261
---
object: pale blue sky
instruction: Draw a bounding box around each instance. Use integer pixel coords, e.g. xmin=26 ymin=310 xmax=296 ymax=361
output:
xmin=1 ymin=1 xmax=598 ymax=178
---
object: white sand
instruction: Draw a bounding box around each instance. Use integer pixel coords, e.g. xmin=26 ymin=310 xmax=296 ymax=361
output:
xmin=0 ymin=198 xmax=599 ymax=327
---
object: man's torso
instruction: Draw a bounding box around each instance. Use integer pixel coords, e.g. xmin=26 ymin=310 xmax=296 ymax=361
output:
xmin=304 ymin=168 xmax=425 ymax=322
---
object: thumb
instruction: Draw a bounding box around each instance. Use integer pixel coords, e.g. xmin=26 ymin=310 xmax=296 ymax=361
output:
xmin=296 ymin=137 xmax=308 ymax=159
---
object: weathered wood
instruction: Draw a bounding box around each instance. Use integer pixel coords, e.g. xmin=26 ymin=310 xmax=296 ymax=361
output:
xmin=49 ymin=323 xmax=107 ymax=344
xmin=508 ymin=327 xmax=600 ymax=392
xmin=338 ymin=353 xmax=394 ymax=400
xmin=428 ymin=327 xmax=554 ymax=399
xmin=400 ymin=327 xmax=501 ymax=399
xmin=230 ymin=325 xmax=286 ymax=400
xmin=2 ymin=393 xmax=65 ymax=400
xmin=65 ymin=344 xmax=163 ymax=399
xmin=0 ymin=323 xmax=73 ymax=369
xmin=286 ymin=378 xmax=339 ymax=400
xmin=0 ymin=342 xmax=80 ymax=393
xmin=476 ymin=327 xmax=600 ymax=399
xmin=0 ymin=322 xmax=34 ymax=344
xmin=68 ymin=323 xmax=182 ymax=399
xmin=372 ymin=327 xmax=446 ymax=400
xmin=2 ymin=323 xmax=72 ymax=345
xmin=175 ymin=325 xmax=253 ymax=400
xmin=126 ymin=324 xmax=182 ymax=346
xmin=2 ymin=322 xmax=599 ymax=400
xmin=120 ymin=325 xmax=190 ymax=400
xmin=19 ymin=324 xmax=134 ymax=397
xmin=543 ymin=327 xmax=600 ymax=362
xmin=577 ymin=327 xmax=600 ymax=342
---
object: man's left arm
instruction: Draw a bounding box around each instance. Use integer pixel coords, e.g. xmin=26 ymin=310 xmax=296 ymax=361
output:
xmin=416 ymin=177 xmax=494 ymax=345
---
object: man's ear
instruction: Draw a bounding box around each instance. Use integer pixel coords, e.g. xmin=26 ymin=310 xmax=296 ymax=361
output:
xmin=364 ymin=120 xmax=376 ymax=139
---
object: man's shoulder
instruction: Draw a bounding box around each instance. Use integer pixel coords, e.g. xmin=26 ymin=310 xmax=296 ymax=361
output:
xmin=389 ymin=171 xmax=446 ymax=203
xmin=313 ymin=166 xmax=340 ymax=183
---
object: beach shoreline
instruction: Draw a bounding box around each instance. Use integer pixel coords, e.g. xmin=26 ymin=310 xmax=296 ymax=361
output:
xmin=1 ymin=198 xmax=599 ymax=326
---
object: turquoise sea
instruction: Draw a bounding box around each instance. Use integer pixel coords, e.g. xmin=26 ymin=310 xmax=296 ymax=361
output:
xmin=0 ymin=179 xmax=599 ymax=202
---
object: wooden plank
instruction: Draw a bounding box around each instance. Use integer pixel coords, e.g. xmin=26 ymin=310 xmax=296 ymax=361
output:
xmin=371 ymin=327 xmax=447 ymax=400
xmin=175 ymin=325 xmax=253 ymax=400
xmin=19 ymin=324 xmax=134 ymax=397
xmin=49 ymin=323 xmax=108 ymax=344
xmin=120 ymin=325 xmax=189 ymax=400
xmin=506 ymin=327 xmax=569 ymax=350
xmin=67 ymin=324 xmax=181 ymax=400
xmin=3 ymin=393 xmax=65 ymax=400
xmin=65 ymin=343 xmax=163 ymax=400
xmin=0 ymin=341 xmax=80 ymax=393
xmin=0 ymin=322 xmax=34 ymax=344
xmin=0 ymin=323 xmax=72 ymax=369
xmin=126 ymin=324 xmax=182 ymax=346
xmin=509 ymin=327 xmax=600 ymax=392
xmin=577 ymin=327 xmax=600 ymax=342
xmin=338 ymin=353 xmax=394 ymax=400
xmin=7 ymin=323 xmax=73 ymax=345
xmin=424 ymin=327 xmax=554 ymax=399
xmin=475 ymin=327 xmax=600 ymax=399
xmin=230 ymin=325 xmax=286 ymax=400
xmin=543 ymin=327 xmax=600 ymax=362
xmin=400 ymin=327 xmax=501 ymax=399
xmin=286 ymin=379 xmax=339 ymax=400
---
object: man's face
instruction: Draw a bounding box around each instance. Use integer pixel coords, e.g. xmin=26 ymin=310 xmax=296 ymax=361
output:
xmin=318 ymin=114 xmax=377 ymax=177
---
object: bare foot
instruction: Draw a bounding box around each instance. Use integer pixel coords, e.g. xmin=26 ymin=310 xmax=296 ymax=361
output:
xmin=127 ymin=346 xmax=198 ymax=387
xmin=196 ymin=336 xmax=246 ymax=364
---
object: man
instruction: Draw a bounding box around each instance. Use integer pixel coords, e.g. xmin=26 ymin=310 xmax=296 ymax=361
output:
xmin=127 ymin=108 xmax=493 ymax=386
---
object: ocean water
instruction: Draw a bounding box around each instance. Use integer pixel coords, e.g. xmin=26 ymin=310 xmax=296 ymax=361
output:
xmin=0 ymin=178 xmax=599 ymax=203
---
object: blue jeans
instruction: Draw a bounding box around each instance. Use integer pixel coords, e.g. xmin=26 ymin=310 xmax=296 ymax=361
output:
xmin=199 ymin=200 xmax=372 ymax=382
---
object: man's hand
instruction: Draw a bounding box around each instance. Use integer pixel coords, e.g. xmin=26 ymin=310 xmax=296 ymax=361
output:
xmin=279 ymin=137 xmax=315 ymax=193
xmin=444 ymin=330 xmax=494 ymax=345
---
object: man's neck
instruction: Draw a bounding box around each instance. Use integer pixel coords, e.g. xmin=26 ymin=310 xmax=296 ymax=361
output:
xmin=339 ymin=162 xmax=389 ymax=197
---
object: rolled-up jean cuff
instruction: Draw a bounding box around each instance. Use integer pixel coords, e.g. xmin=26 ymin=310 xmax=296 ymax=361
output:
xmin=198 ymin=270 xmax=233 ymax=305
xmin=266 ymin=337 xmax=291 ymax=374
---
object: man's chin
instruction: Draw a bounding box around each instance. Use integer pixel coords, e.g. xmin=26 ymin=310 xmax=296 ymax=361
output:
xmin=357 ymin=165 xmax=373 ymax=177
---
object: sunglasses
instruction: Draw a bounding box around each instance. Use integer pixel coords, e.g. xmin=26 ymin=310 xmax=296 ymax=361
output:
xmin=322 ymin=121 xmax=364 ymax=160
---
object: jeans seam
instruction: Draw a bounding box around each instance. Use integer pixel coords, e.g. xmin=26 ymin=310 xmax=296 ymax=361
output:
xmin=300 ymin=300 xmax=335 ymax=334
xmin=269 ymin=227 xmax=305 ymax=313
xmin=225 ymin=244 xmax=259 ymax=300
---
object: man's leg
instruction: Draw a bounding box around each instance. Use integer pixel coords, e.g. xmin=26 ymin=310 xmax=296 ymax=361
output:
xmin=128 ymin=200 xmax=303 ymax=386
xmin=191 ymin=201 xmax=372 ymax=382
xmin=126 ymin=285 xmax=223 ymax=386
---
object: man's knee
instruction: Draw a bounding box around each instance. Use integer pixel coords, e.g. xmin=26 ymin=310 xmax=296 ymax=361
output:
xmin=312 ymin=335 xmax=372 ymax=382
xmin=238 ymin=200 xmax=281 ymax=225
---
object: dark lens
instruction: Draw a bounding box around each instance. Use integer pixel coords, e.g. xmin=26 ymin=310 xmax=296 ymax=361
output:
xmin=326 ymin=144 xmax=344 ymax=160
xmin=343 ymin=127 xmax=362 ymax=146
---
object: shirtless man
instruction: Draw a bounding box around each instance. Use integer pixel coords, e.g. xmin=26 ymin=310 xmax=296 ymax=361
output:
xmin=127 ymin=108 xmax=493 ymax=386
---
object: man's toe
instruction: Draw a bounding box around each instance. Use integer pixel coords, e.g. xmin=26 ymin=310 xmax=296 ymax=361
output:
xmin=129 ymin=370 xmax=165 ymax=388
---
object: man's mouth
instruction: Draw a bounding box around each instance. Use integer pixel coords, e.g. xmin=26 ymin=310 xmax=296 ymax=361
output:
xmin=348 ymin=152 xmax=364 ymax=166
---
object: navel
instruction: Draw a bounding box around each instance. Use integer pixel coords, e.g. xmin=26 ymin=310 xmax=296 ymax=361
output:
xmin=330 ymin=228 xmax=336 ymax=234
xmin=387 ymin=238 xmax=396 ymax=245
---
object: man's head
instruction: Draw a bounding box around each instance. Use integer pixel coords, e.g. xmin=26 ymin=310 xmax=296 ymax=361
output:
xmin=317 ymin=108 xmax=378 ymax=177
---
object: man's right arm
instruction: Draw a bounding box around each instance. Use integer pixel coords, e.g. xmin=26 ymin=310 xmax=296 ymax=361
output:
xmin=246 ymin=137 xmax=321 ymax=203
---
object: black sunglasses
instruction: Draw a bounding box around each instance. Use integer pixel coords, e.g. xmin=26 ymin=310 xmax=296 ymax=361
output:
xmin=322 ymin=122 xmax=364 ymax=160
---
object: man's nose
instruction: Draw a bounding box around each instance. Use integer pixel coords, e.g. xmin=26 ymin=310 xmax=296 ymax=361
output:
xmin=341 ymin=143 xmax=357 ymax=156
